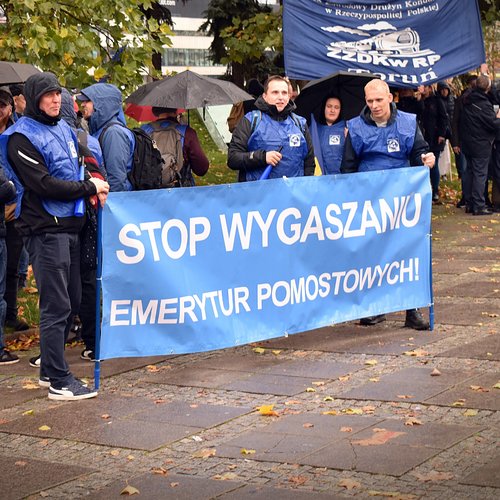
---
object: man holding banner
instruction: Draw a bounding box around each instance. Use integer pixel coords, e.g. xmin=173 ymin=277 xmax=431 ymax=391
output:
xmin=227 ymin=75 xmax=315 ymax=182
xmin=341 ymin=79 xmax=434 ymax=330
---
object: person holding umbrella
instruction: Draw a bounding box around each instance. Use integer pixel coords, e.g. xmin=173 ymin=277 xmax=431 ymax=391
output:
xmin=316 ymin=95 xmax=346 ymax=175
xmin=341 ymin=78 xmax=434 ymax=330
xmin=227 ymin=75 xmax=315 ymax=182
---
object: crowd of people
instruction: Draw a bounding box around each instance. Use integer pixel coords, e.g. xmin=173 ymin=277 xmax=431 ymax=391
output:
xmin=0 ymin=68 xmax=499 ymax=401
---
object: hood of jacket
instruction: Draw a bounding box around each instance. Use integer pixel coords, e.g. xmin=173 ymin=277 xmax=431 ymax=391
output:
xmin=23 ymin=72 xmax=62 ymax=125
xmin=254 ymin=95 xmax=296 ymax=121
xmin=60 ymin=88 xmax=78 ymax=130
xmin=79 ymin=83 xmax=126 ymax=134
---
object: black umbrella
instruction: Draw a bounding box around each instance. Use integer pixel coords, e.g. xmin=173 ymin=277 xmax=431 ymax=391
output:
xmin=294 ymin=71 xmax=379 ymax=124
xmin=125 ymin=70 xmax=253 ymax=109
xmin=0 ymin=61 xmax=40 ymax=85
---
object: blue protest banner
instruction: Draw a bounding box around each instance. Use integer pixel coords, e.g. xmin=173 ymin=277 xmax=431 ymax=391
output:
xmin=100 ymin=168 xmax=432 ymax=360
xmin=283 ymin=0 xmax=485 ymax=86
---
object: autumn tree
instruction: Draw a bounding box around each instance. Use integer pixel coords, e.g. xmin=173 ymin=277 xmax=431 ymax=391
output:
xmin=200 ymin=0 xmax=272 ymax=87
xmin=0 ymin=0 xmax=173 ymax=92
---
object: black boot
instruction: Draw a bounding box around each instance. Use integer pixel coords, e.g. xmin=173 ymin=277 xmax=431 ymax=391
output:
xmin=360 ymin=314 xmax=386 ymax=326
xmin=405 ymin=309 xmax=429 ymax=330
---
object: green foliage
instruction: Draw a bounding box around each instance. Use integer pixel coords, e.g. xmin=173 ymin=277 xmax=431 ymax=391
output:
xmin=0 ymin=0 xmax=172 ymax=92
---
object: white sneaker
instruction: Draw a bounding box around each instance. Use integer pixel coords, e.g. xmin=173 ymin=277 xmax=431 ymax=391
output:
xmin=48 ymin=379 xmax=97 ymax=401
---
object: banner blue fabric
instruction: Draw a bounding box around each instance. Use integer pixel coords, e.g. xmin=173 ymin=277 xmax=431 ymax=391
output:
xmin=100 ymin=168 xmax=432 ymax=360
xmin=283 ymin=0 xmax=485 ymax=86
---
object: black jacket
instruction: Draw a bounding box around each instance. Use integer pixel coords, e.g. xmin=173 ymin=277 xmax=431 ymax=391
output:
xmin=421 ymin=93 xmax=448 ymax=152
xmin=227 ymin=96 xmax=315 ymax=182
xmin=459 ymin=88 xmax=500 ymax=158
xmin=341 ymin=103 xmax=430 ymax=173
xmin=0 ymin=166 xmax=16 ymax=237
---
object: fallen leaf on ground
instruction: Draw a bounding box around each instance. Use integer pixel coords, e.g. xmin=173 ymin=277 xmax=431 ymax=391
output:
xmin=257 ymin=404 xmax=279 ymax=417
xmin=101 ymin=414 xmax=111 ymax=419
xmin=154 ymin=399 xmax=166 ymax=404
xmin=146 ymin=365 xmax=159 ymax=372
xmin=341 ymin=427 xmax=353 ymax=432
xmin=481 ymin=312 xmax=499 ymax=318
xmin=24 ymin=286 xmax=38 ymax=294
xmin=362 ymin=405 xmax=376 ymax=413
xmin=397 ymin=395 xmax=414 ymax=399
xmin=312 ymin=381 xmax=325 ymax=386
xmin=493 ymin=382 xmax=500 ymax=389
xmin=39 ymin=492 xmax=49 ymax=498
xmin=338 ymin=375 xmax=350 ymax=381
xmin=353 ymin=429 xmax=405 ymax=446
xmin=343 ymin=408 xmax=363 ymax=415
xmin=323 ymin=396 xmax=334 ymax=402
xmin=192 ymin=435 xmax=203 ymax=442
xmin=338 ymin=478 xmax=361 ymax=490
xmin=151 ymin=467 xmax=168 ymax=475
xmin=369 ymin=377 xmax=380 ymax=382
xmin=430 ymin=368 xmax=441 ymax=376
xmin=213 ymin=472 xmax=238 ymax=481
xmin=22 ymin=409 xmax=34 ymax=416
xmin=470 ymin=385 xmax=489 ymax=392
xmin=322 ymin=410 xmax=339 ymax=415
xmin=252 ymin=347 xmax=266 ymax=354
xmin=452 ymin=399 xmax=466 ymax=407
xmin=15 ymin=461 xmax=27 ymax=466
xmin=365 ymin=359 xmax=378 ymax=366
xmin=367 ymin=491 xmax=416 ymax=499
xmin=303 ymin=423 xmax=314 ymax=428
xmin=289 ymin=475 xmax=308 ymax=486
xmin=272 ymin=350 xmax=282 ymax=355
xmin=403 ymin=349 xmax=429 ymax=357
xmin=192 ymin=448 xmax=216 ymax=459
xmin=38 ymin=425 xmax=51 ymax=431
xmin=120 ymin=485 xmax=140 ymax=495
xmin=306 ymin=387 xmax=316 ymax=392
xmin=463 ymin=409 xmax=478 ymax=417
xmin=405 ymin=418 xmax=422 ymax=426
xmin=127 ymin=455 xmax=135 ymax=461
xmin=170 ymin=482 xmax=179 ymax=488
xmin=110 ymin=450 xmax=120 ymax=456
xmin=413 ymin=470 xmax=454 ymax=482
xmin=240 ymin=448 xmax=256 ymax=455
xmin=285 ymin=400 xmax=302 ymax=405
xmin=22 ymin=382 xmax=39 ymax=390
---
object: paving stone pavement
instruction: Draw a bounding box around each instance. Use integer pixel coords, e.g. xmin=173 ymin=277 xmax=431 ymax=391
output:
xmin=0 ymin=206 xmax=498 ymax=499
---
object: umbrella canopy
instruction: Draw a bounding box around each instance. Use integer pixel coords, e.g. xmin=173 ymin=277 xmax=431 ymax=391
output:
xmin=294 ymin=71 xmax=379 ymax=124
xmin=124 ymin=103 xmax=186 ymax=122
xmin=125 ymin=70 xmax=253 ymax=109
xmin=0 ymin=61 xmax=40 ymax=85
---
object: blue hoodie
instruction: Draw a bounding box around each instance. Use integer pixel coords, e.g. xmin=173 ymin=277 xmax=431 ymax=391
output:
xmin=60 ymin=89 xmax=103 ymax=168
xmin=79 ymin=83 xmax=134 ymax=191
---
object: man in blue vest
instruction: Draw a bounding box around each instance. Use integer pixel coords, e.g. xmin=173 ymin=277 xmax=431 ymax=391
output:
xmin=341 ymin=79 xmax=435 ymax=330
xmin=227 ymin=75 xmax=315 ymax=181
xmin=0 ymin=72 xmax=110 ymax=400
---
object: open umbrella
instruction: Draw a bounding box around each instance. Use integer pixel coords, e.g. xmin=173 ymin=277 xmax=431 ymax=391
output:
xmin=0 ymin=61 xmax=40 ymax=85
xmin=294 ymin=71 xmax=379 ymax=124
xmin=125 ymin=70 xmax=253 ymax=109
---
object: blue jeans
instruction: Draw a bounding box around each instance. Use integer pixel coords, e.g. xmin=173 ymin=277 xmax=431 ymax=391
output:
xmin=0 ymin=238 xmax=7 ymax=352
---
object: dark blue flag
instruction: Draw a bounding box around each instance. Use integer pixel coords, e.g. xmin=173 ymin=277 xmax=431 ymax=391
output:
xmin=283 ymin=0 xmax=485 ymax=86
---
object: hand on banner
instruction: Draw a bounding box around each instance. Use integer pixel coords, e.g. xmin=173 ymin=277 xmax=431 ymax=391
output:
xmin=421 ymin=152 xmax=435 ymax=168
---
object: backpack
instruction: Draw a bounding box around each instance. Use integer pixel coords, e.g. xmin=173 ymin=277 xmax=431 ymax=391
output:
xmin=227 ymin=101 xmax=245 ymax=133
xmin=100 ymin=123 xmax=165 ymax=191
xmin=149 ymin=121 xmax=187 ymax=187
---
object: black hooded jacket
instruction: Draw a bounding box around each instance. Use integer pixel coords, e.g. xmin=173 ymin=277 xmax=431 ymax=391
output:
xmin=7 ymin=72 xmax=97 ymax=235
xmin=459 ymin=88 xmax=500 ymax=158
xmin=227 ymin=96 xmax=315 ymax=181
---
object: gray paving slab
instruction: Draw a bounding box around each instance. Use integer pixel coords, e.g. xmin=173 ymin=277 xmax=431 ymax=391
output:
xmin=433 ymin=301 xmax=498 ymax=326
xmin=192 ymin=353 xmax=288 ymax=372
xmin=342 ymin=367 xmax=476 ymax=403
xmin=437 ymin=335 xmax=500 ymax=361
xmin=132 ymin=401 xmax=252 ymax=427
xmin=140 ymin=366 xmax=252 ymax=389
xmin=300 ymin=440 xmax=438 ymax=476
xmin=87 ymin=473 xmax=242 ymax=499
xmin=261 ymin=324 xmax=439 ymax=355
xmin=460 ymin=454 xmax=500 ymax=488
xmin=432 ymin=259 xmax=498 ymax=274
xmin=224 ymin=372 xmax=317 ymax=396
xmin=219 ymin=484 xmax=346 ymax=499
xmin=426 ymin=372 xmax=500 ymax=410
xmin=0 ymin=455 xmax=94 ymax=500
xmin=72 ymin=418 xmax=200 ymax=450
xmin=436 ymin=280 xmax=500 ymax=299
xmin=0 ymin=384 xmax=46 ymax=410
xmin=262 ymin=360 xmax=362 ymax=379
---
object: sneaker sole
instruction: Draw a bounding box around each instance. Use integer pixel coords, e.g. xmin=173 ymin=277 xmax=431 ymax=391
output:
xmin=39 ymin=379 xmax=50 ymax=388
xmin=29 ymin=361 xmax=40 ymax=368
xmin=48 ymin=391 xmax=97 ymax=401
xmin=0 ymin=358 xmax=20 ymax=365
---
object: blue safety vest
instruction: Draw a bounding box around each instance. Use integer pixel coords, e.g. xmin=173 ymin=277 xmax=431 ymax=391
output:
xmin=318 ymin=120 xmax=345 ymax=175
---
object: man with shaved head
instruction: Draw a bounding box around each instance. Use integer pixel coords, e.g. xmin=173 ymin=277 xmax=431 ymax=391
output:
xmin=341 ymin=78 xmax=434 ymax=330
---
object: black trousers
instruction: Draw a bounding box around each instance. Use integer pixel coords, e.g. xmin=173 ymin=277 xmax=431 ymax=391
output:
xmin=26 ymin=233 xmax=81 ymax=387
xmin=464 ymin=155 xmax=491 ymax=212
xmin=4 ymin=221 xmax=23 ymax=321
xmin=79 ymin=267 xmax=96 ymax=352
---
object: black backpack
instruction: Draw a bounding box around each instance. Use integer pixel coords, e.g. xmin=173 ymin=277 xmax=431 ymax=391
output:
xmin=100 ymin=123 xmax=165 ymax=191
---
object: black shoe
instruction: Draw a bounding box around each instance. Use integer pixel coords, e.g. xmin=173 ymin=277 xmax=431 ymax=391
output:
xmin=465 ymin=205 xmax=473 ymax=213
xmin=81 ymin=349 xmax=96 ymax=361
xmin=5 ymin=318 xmax=30 ymax=331
xmin=18 ymin=275 xmax=27 ymax=290
xmin=472 ymin=209 xmax=493 ymax=216
xmin=405 ymin=309 xmax=430 ymax=330
xmin=29 ymin=354 xmax=41 ymax=368
xmin=456 ymin=199 xmax=466 ymax=208
xmin=360 ymin=314 xmax=386 ymax=326
xmin=0 ymin=350 xmax=20 ymax=365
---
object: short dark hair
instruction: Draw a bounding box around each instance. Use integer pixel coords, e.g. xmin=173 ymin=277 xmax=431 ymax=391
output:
xmin=152 ymin=106 xmax=177 ymax=117
xmin=264 ymin=75 xmax=288 ymax=94
xmin=476 ymin=75 xmax=490 ymax=92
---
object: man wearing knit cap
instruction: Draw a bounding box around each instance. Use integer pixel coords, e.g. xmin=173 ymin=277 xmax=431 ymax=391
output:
xmin=0 ymin=72 xmax=109 ymax=400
